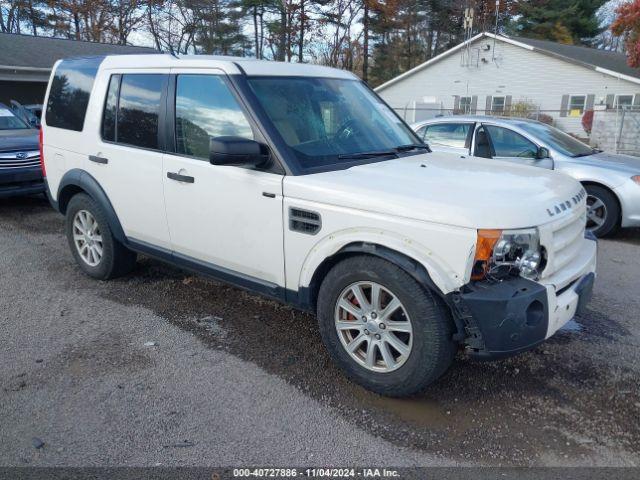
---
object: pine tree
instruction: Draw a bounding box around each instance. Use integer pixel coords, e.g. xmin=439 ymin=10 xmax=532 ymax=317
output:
xmin=190 ymin=0 xmax=250 ymax=56
xmin=511 ymin=0 xmax=607 ymax=45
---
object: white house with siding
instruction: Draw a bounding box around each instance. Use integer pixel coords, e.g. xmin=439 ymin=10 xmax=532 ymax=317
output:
xmin=375 ymin=32 xmax=640 ymax=137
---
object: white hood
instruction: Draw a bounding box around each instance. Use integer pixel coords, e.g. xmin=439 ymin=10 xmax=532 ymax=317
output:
xmin=284 ymin=152 xmax=585 ymax=230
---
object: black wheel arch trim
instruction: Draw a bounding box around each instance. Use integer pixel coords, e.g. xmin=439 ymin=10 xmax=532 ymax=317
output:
xmin=55 ymin=169 xmax=127 ymax=244
xmin=292 ymin=241 xmax=467 ymax=342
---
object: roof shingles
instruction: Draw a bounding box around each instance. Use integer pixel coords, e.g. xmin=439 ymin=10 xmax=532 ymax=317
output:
xmin=0 ymin=32 xmax=156 ymax=69
xmin=509 ymin=35 xmax=640 ymax=80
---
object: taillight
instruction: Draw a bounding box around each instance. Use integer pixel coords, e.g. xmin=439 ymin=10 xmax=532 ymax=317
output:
xmin=39 ymin=127 xmax=46 ymax=177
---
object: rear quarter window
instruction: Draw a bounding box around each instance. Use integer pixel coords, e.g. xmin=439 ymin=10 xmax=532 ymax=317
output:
xmin=45 ymin=57 xmax=103 ymax=131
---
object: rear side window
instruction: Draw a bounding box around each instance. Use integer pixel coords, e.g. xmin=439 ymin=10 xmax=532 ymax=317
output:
xmin=424 ymin=123 xmax=471 ymax=148
xmin=45 ymin=57 xmax=102 ymax=131
xmin=101 ymin=74 xmax=167 ymax=150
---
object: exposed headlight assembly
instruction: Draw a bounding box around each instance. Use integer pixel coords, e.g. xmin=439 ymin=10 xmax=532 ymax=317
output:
xmin=472 ymin=228 xmax=545 ymax=281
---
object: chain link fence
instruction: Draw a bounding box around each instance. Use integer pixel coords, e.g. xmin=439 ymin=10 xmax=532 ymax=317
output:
xmin=391 ymin=105 xmax=559 ymax=125
xmin=590 ymin=106 xmax=640 ymax=157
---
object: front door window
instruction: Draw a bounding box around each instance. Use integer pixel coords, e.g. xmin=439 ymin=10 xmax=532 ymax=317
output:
xmin=484 ymin=126 xmax=537 ymax=159
xmin=175 ymin=74 xmax=254 ymax=160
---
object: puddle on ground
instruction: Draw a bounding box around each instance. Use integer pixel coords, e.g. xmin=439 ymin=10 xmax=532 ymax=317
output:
xmin=355 ymin=393 xmax=452 ymax=429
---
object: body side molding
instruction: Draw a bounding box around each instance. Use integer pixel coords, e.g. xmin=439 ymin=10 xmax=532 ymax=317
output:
xmin=127 ymin=238 xmax=285 ymax=302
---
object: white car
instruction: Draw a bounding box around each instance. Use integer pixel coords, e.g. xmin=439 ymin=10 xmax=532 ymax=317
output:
xmin=41 ymin=55 xmax=596 ymax=396
xmin=412 ymin=116 xmax=640 ymax=237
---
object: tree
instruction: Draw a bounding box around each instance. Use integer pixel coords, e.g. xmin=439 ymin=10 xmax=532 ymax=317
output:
xmin=510 ymin=0 xmax=608 ymax=45
xmin=611 ymin=0 xmax=640 ymax=68
xmin=472 ymin=0 xmax=519 ymax=34
xmin=594 ymin=0 xmax=626 ymax=51
xmin=366 ymin=0 xmax=466 ymax=86
xmin=190 ymin=0 xmax=250 ymax=55
xmin=111 ymin=0 xmax=146 ymax=45
xmin=241 ymin=0 xmax=274 ymax=59
xmin=315 ymin=0 xmax=361 ymax=68
xmin=145 ymin=0 xmax=198 ymax=53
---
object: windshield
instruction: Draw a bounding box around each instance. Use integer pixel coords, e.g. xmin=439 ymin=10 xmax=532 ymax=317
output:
xmin=517 ymin=121 xmax=594 ymax=157
xmin=0 ymin=106 xmax=29 ymax=130
xmin=247 ymin=77 xmax=421 ymax=171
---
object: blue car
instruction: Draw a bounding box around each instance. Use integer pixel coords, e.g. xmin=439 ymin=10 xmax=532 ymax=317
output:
xmin=0 ymin=102 xmax=44 ymax=198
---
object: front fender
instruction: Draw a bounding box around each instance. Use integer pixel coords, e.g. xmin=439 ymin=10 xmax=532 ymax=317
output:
xmin=557 ymin=163 xmax=627 ymax=190
xmin=298 ymin=227 xmax=474 ymax=296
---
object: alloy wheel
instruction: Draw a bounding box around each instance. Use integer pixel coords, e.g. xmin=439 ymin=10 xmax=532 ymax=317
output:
xmin=72 ymin=210 xmax=103 ymax=267
xmin=586 ymin=194 xmax=608 ymax=231
xmin=334 ymin=281 xmax=413 ymax=373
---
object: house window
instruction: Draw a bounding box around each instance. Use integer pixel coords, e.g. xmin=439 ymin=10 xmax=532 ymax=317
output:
xmin=491 ymin=96 xmax=505 ymax=114
xmin=569 ymin=95 xmax=586 ymax=116
xmin=459 ymin=96 xmax=472 ymax=113
xmin=615 ymin=95 xmax=634 ymax=109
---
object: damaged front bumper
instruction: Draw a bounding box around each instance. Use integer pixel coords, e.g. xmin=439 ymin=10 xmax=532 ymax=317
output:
xmin=451 ymin=235 xmax=597 ymax=360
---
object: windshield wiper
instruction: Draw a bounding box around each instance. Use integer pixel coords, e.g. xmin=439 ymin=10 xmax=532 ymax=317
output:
xmin=395 ymin=143 xmax=430 ymax=152
xmin=337 ymin=144 xmax=430 ymax=161
xmin=338 ymin=150 xmax=398 ymax=160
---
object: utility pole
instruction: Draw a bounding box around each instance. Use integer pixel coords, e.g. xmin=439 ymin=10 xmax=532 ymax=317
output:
xmin=363 ymin=0 xmax=369 ymax=83
xmin=461 ymin=1 xmax=474 ymax=67
xmin=492 ymin=0 xmax=499 ymax=61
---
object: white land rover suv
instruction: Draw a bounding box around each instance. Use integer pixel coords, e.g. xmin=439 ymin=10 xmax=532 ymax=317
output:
xmin=41 ymin=55 xmax=597 ymax=396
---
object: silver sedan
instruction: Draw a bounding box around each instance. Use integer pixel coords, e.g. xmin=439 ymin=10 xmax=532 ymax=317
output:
xmin=411 ymin=116 xmax=640 ymax=237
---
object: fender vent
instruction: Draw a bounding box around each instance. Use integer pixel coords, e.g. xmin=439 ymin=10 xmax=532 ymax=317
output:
xmin=289 ymin=207 xmax=321 ymax=235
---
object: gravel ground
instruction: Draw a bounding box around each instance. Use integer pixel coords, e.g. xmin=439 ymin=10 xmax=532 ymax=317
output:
xmin=1 ymin=196 xmax=639 ymax=468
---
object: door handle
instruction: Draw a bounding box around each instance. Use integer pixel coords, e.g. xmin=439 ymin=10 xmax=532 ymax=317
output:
xmin=89 ymin=155 xmax=108 ymax=164
xmin=167 ymin=171 xmax=195 ymax=183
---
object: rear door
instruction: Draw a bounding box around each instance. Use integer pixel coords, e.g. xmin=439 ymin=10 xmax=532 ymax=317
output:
xmin=478 ymin=124 xmax=553 ymax=169
xmin=422 ymin=122 xmax=474 ymax=156
xmin=162 ymin=69 xmax=285 ymax=289
xmin=88 ymin=70 xmax=171 ymax=248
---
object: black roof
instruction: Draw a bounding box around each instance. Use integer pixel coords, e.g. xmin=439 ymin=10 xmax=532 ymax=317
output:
xmin=509 ymin=35 xmax=640 ymax=80
xmin=0 ymin=32 xmax=156 ymax=69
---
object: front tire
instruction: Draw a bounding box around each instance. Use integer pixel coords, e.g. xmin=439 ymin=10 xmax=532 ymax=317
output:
xmin=317 ymin=255 xmax=456 ymax=397
xmin=585 ymin=184 xmax=619 ymax=237
xmin=65 ymin=193 xmax=136 ymax=280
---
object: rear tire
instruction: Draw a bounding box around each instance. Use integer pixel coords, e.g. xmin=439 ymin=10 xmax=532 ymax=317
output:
xmin=317 ymin=255 xmax=456 ymax=397
xmin=585 ymin=184 xmax=619 ymax=237
xmin=65 ymin=193 xmax=136 ymax=280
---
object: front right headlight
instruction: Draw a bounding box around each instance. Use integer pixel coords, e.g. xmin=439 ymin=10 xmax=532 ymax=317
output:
xmin=472 ymin=228 xmax=545 ymax=281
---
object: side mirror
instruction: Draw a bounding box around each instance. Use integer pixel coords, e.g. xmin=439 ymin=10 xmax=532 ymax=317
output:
xmin=537 ymin=147 xmax=550 ymax=159
xmin=28 ymin=117 xmax=38 ymax=127
xmin=209 ymin=136 xmax=269 ymax=167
